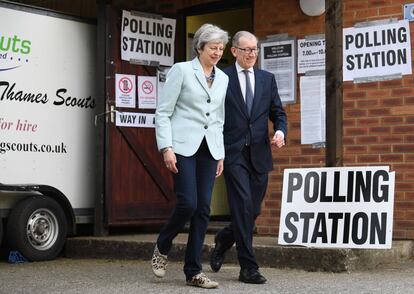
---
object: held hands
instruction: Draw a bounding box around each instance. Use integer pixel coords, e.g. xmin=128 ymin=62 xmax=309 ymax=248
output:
xmin=271 ymin=132 xmax=285 ymax=148
xmin=216 ymin=159 xmax=224 ymax=177
xmin=163 ymin=149 xmax=178 ymax=173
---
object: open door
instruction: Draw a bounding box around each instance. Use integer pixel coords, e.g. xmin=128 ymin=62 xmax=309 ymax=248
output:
xmin=103 ymin=5 xmax=176 ymax=226
xmin=98 ymin=2 xmax=252 ymax=228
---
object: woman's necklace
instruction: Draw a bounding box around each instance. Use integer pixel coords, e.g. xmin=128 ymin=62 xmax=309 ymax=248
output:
xmin=205 ymin=67 xmax=215 ymax=83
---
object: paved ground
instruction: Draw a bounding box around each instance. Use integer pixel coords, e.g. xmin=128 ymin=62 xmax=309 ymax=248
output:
xmin=1 ymin=258 xmax=414 ymax=294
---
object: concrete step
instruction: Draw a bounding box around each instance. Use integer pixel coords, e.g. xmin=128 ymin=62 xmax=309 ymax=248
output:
xmin=64 ymin=234 xmax=414 ymax=272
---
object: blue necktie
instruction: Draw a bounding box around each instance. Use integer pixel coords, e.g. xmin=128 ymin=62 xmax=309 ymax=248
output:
xmin=243 ymin=70 xmax=254 ymax=116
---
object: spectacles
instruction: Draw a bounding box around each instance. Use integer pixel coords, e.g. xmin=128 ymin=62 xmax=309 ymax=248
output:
xmin=236 ymin=47 xmax=260 ymax=54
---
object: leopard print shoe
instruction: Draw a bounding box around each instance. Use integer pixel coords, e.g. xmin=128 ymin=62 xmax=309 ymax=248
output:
xmin=186 ymin=272 xmax=219 ymax=289
xmin=151 ymin=244 xmax=168 ymax=278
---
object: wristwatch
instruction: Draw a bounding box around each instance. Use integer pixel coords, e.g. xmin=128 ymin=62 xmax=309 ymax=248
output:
xmin=160 ymin=146 xmax=172 ymax=153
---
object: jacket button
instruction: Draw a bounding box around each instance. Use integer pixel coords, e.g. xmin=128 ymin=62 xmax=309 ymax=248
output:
xmin=204 ymin=125 xmax=208 ymax=129
xmin=207 ymin=99 xmax=211 ymax=103
xmin=206 ymin=112 xmax=210 ymax=116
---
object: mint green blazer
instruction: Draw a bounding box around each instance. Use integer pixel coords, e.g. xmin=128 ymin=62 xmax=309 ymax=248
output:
xmin=155 ymin=57 xmax=228 ymax=160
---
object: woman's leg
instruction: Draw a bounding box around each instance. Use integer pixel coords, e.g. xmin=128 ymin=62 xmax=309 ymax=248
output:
xmin=184 ymin=140 xmax=218 ymax=280
xmin=156 ymin=153 xmax=197 ymax=255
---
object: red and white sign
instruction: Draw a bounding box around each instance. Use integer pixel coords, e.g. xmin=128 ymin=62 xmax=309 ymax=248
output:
xmin=138 ymin=76 xmax=157 ymax=109
xmin=115 ymin=73 xmax=136 ymax=108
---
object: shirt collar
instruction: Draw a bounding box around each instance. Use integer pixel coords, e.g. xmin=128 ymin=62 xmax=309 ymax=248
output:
xmin=235 ymin=62 xmax=254 ymax=74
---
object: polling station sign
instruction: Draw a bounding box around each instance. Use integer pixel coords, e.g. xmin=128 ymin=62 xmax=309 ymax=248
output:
xmin=278 ymin=166 xmax=395 ymax=249
xmin=121 ymin=10 xmax=176 ymax=66
xmin=343 ymin=20 xmax=412 ymax=81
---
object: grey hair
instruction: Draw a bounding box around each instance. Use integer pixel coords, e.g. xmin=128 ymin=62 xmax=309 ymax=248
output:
xmin=192 ymin=24 xmax=229 ymax=56
xmin=232 ymin=31 xmax=258 ymax=47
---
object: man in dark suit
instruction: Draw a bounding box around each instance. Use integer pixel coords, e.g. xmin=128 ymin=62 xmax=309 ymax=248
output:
xmin=210 ymin=31 xmax=287 ymax=284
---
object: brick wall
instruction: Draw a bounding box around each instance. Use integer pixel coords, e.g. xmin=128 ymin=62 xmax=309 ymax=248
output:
xmin=342 ymin=0 xmax=414 ymax=239
xmin=254 ymin=0 xmax=326 ymax=235
xmin=255 ymin=0 xmax=414 ymax=240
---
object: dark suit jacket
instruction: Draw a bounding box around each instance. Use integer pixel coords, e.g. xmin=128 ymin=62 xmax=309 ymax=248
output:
xmin=223 ymin=64 xmax=287 ymax=173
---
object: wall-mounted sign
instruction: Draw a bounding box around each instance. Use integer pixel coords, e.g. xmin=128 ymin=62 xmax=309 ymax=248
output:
xmin=115 ymin=74 xmax=136 ymax=108
xmin=297 ymin=38 xmax=325 ymax=73
xmin=343 ymin=20 xmax=412 ymax=82
xmin=403 ymin=3 xmax=414 ymax=22
xmin=138 ymin=76 xmax=157 ymax=109
xmin=115 ymin=111 xmax=155 ymax=128
xmin=260 ymin=38 xmax=296 ymax=104
xmin=279 ymin=166 xmax=395 ymax=249
xmin=121 ymin=10 xmax=176 ymax=66
xmin=300 ymin=75 xmax=325 ymax=144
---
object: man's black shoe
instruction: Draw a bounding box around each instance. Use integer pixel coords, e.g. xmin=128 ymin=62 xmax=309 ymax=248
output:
xmin=239 ymin=268 xmax=267 ymax=284
xmin=210 ymin=236 xmax=225 ymax=272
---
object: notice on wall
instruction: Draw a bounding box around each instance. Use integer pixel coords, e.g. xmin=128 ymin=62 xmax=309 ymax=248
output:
xmin=260 ymin=39 xmax=296 ymax=104
xmin=278 ymin=166 xmax=395 ymax=249
xmin=115 ymin=111 xmax=155 ymax=128
xmin=297 ymin=38 xmax=326 ymax=73
xmin=343 ymin=20 xmax=412 ymax=81
xmin=300 ymin=75 xmax=325 ymax=144
xmin=115 ymin=74 xmax=136 ymax=108
xmin=137 ymin=76 xmax=157 ymax=109
xmin=121 ymin=10 xmax=176 ymax=66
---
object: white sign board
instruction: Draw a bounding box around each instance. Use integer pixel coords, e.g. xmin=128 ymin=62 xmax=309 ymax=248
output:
xmin=116 ymin=111 xmax=155 ymax=128
xmin=297 ymin=38 xmax=325 ymax=73
xmin=115 ymin=73 xmax=136 ymax=108
xmin=0 ymin=6 xmax=97 ymax=209
xmin=279 ymin=166 xmax=395 ymax=249
xmin=121 ymin=10 xmax=176 ymax=66
xmin=138 ymin=76 xmax=157 ymax=109
xmin=343 ymin=20 xmax=412 ymax=81
xmin=260 ymin=39 xmax=296 ymax=104
xmin=300 ymin=75 xmax=325 ymax=144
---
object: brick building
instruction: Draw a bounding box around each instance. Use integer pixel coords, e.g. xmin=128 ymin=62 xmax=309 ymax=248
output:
xmin=8 ymin=0 xmax=414 ymax=240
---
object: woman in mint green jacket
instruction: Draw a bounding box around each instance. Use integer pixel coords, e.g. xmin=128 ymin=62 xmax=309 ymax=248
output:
xmin=152 ymin=24 xmax=229 ymax=289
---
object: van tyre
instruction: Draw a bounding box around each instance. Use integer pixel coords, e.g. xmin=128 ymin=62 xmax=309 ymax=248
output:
xmin=7 ymin=196 xmax=67 ymax=261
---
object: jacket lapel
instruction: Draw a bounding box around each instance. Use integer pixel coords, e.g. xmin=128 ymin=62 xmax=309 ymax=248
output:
xmin=192 ymin=57 xmax=211 ymax=97
xmin=228 ymin=65 xmax=249 ymax=119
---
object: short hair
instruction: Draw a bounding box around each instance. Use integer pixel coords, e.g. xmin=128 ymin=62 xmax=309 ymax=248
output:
xmin=192 ymin=24 xmax=229 ymax=56
xmin=232 ymin=31 xmax=258 ymax=47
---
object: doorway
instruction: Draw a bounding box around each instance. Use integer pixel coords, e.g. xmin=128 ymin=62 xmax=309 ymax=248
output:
xmin=185 ymin=7 xmax=253 ymax=219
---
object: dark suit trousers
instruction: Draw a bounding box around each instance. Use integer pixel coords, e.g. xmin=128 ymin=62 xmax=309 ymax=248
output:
xmin=156 ymin=139 xmax=218 ymax=280
xmin=219 ymin=147 xmax=268 ymax=270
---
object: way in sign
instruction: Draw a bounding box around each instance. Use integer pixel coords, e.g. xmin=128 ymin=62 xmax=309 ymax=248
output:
xmin=117 ymin=112 xmax=155 ymax=128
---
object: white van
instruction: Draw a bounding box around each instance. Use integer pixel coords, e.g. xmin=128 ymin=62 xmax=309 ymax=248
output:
xmin=0 ymin=2 xmax=97 ymax=261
